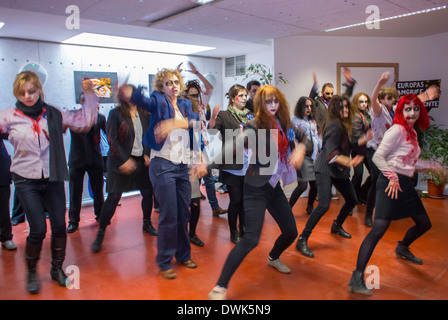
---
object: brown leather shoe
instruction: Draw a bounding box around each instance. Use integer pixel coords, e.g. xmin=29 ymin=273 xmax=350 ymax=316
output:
xmin=160 ymin=269 xmax=177 ymax=280
xmin=212 ymin=207 xmax=227 ymax=216
xmin=180 ymin=260 xmax=198 ymax=269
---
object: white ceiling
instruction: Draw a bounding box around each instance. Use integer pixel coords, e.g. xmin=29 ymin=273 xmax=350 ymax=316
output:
xmin=1 ymin=0 xmax=448 ymax=57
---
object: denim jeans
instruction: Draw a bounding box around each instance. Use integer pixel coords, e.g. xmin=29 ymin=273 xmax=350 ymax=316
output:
xmin=149 ymin=157 xmax=191 ymax=271
xmin=14 ymin=178 xmax=66 ymax=245
xmin=203 ymin=173 xmax=219 ymax=210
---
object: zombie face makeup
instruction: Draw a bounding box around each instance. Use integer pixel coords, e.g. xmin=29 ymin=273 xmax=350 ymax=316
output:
xmin=265 ymin=96 xmax=279 ymax=116
xmin=403 ymin=101 xmax=420 ymax=125
xmin=358 ymin=95 xmax=368 ymax=112
xmin=163 ymin=75 xmax=180 ymax=99
xmin=233 ymin=89 xmax=247 ymax=109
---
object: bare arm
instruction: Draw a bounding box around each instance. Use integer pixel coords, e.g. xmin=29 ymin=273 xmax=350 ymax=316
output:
xmin=371 ymin=72 xmax=390 ymax=117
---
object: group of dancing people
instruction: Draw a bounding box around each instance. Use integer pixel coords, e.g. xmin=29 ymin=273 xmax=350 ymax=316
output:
xmin=0 ymin=63 xmax=445 ymax=299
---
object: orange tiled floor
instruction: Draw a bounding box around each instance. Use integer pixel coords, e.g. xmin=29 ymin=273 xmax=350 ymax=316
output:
xmin=1 ymin=187 xmax=447 ymax=300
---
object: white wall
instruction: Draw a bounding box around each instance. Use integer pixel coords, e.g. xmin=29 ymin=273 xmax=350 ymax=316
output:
xmin=0 ymin=38 xmax=222 ymax=207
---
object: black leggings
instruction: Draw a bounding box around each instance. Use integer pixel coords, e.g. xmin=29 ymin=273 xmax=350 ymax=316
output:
xmin=99 ymin=189 xmax=153 ymax=229
xmin=226 ymin=181 xmax=245 ymax=233
xmin=355 ymin=214 xmax=432 ymax=272
xmin=189 ymin=197 xmax=200 ymax=236
xmin=289 ymin=180 xmax=317 ymax=209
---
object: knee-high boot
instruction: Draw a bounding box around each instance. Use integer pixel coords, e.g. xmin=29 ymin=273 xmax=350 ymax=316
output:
xmin=50 ymin=237 xmax=69 ymax=287
xmin=25 ymin=240 xmax=42 ymax=294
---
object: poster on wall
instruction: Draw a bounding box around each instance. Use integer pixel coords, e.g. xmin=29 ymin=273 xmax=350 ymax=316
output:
xmin=148 ymin=74 xmax=155 ymax=92
xmin=74 ymin=71 xmax=118 ymax=104
xmin=396 ymin=79 xmax=441 ymax=109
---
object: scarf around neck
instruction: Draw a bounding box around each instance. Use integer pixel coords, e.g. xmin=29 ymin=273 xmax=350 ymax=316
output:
xmin=15 ymin=98 xmax=44 ymax=120
xmin=228 ymin=105 xmax=249 ymax=124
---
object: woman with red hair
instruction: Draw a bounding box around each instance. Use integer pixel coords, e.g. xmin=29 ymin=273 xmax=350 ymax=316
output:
xmin=349 ymin=94 xmax=447 ymax=296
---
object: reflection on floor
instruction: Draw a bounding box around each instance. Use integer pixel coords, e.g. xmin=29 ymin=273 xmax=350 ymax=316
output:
xmin=1 ymin=187 xmax=447 ymax=300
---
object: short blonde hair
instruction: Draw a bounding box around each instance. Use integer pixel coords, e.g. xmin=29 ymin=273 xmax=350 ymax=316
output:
xmin=13 ymin=71 xmax=45 ymax=100
xmin=151 ymin=68 xmax=185 ymax=93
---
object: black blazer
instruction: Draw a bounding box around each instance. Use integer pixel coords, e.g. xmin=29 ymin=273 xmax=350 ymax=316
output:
xmin=68 ymin=114 xmax=106 ymax=169
xmin=106 ymin=108 xmax=150 ymax=174
xmin=314 ymin=120 xmax=358 ymax=179
xmin=209 ymin=119 xmax=307 ymax=187
xmin=0 ymin=138 xmax=11 ymax=186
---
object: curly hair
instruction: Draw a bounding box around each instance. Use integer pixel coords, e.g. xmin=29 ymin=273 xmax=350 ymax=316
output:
xmin=151 ymin=68 xmax=185 ymax=93
xmin=294 ymin=96 xmax=315 ymax=119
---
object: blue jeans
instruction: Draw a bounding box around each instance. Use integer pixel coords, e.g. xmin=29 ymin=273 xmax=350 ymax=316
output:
xmin=14 ymin=178 xmax=66 ymax=245
xmin=203 ymin=173 xmax=219 ymax=210
xmin=149 ymin=157 xmax=191 ymax=271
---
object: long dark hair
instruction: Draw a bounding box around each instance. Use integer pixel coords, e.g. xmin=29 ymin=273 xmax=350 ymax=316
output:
xmin=321 ymin=95 xmax=353 ymax=136
xmin=117 ymin=84 xmax=148 ymax=118
xmin=294 ymin=96 xmax=315 ymax=119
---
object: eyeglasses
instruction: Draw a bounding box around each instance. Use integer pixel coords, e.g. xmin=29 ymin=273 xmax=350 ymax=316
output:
xmin=189 ymin=93 xmax=200 ymax=98
xmin=165 ymin=80 xmax=180 ymax=87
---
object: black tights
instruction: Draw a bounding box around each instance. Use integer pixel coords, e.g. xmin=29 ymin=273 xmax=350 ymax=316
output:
xmin=289 ymin=180 xmax=317 ymax=209
xmin=189 ymin=197 xmax=200 ymax=236
xmin=355 ymin=214 xmax=432 ymax=272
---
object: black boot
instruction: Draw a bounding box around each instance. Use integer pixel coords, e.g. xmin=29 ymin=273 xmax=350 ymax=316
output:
xmin=50 ymin=237 xmax=69 ymax=287
xmin=142 ymin=220 xmax=157 ymax=236
xmin=92 ymin=228 xmax=106 ymax=253
xmin=348 ymin=270 xmax=373 ymax=296
xmin=331 ymin=220 xmax=352 ymax=239
xmin=25 ymin=241 xmax=42 ymax=295
xmin=364 ymin=215 xmax=373 ymax=228
xmin=395 ymin=241 xmax=423 ymax=265
xmin=296 ymin=235 xmax=314 ymax=258
xmin=230 ymin=230 xmax=241 ymax=244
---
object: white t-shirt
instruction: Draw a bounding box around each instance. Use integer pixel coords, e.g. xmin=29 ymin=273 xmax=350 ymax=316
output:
xmin=367 ymin=103 xmax=394 ymax=150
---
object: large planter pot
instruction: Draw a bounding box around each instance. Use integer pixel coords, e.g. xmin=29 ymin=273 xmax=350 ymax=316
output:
xmin=427 ymin=179 xmax=446 ymax=199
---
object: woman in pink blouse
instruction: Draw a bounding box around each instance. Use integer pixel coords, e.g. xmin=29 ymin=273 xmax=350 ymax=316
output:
xmin=0 ymin=71 xmax=98 ymax=294
xmin=349 ymin=94 xmax=447 ymax=296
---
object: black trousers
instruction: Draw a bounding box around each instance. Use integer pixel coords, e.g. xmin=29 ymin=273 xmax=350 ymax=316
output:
xmin=68 ymin=165 xmax=104 ymax=225
xmin=300 ymin=172 xmax=357 ymax=238
xmin=216 ymin=182 xmax=298 ymax=288
xmin=14 ymin=178 xmax=66 ymax=245
xmin=0 ymin=184 xmax=12 ymax=242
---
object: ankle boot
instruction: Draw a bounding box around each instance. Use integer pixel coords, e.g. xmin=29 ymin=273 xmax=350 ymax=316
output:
xmin=395 ymin=241 xmax=423 ymax=265
xmin=331 ymin=220 xmax=352 ymax=239
xmin=296 ymin=235 xmax=314 ymax=258
xmin=25 ymin=241 xmax=42 ymax=294
xmin=230 ymin=230 xmax=241 ymax=244
xmin=142 ymin=220 xmax=157 ymax=236
xmin=50 ymin=237 xmax=69 ymax=287
xmin=92 ymin=228 xmax=106 ymax=253
xmin=348 ymin=270 xmax=373 ymax=296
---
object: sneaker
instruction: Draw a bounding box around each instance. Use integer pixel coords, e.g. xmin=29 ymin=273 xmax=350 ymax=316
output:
xmin=267 ymin=258 xmax=291 ymax=274
xmin=1 ymin=240 xmax=17 ymax=251
xmin=208 ymin=286 xmax=227 ymax=300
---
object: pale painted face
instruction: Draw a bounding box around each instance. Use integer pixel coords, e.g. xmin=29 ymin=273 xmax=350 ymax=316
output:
xmin=18 ymin=81 xmax=41 ymax=107
xmin=304 ymin=99 xmax=312 ymax=117
xmin=163 ymin=75 xmax=180 ymax=100
xmin=233 ymin=89 xmax=247 ymax=110
xmin=403 ymin=101 xmax=420 ymax=125
xmin=358 ymin=95 xmax=368 ymax=112
xmin=266 ymin=95 xmax=279 ymax=116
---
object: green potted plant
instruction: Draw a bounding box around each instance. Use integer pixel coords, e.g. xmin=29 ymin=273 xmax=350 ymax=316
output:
xmin=419 ymin=122 xmax=448 ymax=198
xmin=241 ymin=63 xmax=288 ymax=86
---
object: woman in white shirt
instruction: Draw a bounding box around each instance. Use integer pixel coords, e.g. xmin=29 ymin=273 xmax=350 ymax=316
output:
xmin=349 ymin=94 xmax=447 ymax=296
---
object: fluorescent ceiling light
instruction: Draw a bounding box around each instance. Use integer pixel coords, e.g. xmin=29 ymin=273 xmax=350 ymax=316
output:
xmin=192 ymin=0 xmax=217 ymax=4
xmin=325 ymin=5 xmax=447 ymax=32
xmin=0 ymin=22 xmax=5 ymax=29
xmin=62 ymin=32 xmax=215 ymax=55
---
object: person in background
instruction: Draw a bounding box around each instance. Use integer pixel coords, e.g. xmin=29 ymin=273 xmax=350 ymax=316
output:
xmin=290 ymin=96 xmax=321 ymax=215
xmin=0 ymin=137 xmax=16 ymax=251
xmin=91 ymin=84 xmax=156 ymax=253
xmin=245 ymin=80 xmax=260 ymax=113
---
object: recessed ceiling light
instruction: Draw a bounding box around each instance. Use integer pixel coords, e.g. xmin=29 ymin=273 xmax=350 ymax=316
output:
xmin=325 ymin=5 xmax=447 ymax=32
xmin=191 ymin=0 xmax=216 ymax=4
xmin=62 ymin=32 xmax=215 ymax=55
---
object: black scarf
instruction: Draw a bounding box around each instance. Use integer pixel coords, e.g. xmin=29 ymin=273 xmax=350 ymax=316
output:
xmin=15 ymin=98 xmax=44 ymax=120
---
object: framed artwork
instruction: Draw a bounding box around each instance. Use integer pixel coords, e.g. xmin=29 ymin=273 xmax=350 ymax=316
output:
xmin=74 ymin=71 xmax=118 ymax=103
